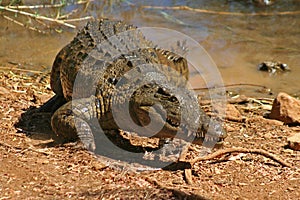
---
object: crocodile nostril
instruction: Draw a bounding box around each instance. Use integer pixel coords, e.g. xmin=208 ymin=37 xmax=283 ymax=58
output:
xmin=107 ymin=77 xmax=118 ymax=85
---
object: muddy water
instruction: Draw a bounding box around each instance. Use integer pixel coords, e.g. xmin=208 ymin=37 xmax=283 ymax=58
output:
xmin=0 ymin=0 xmax=299 ymax=97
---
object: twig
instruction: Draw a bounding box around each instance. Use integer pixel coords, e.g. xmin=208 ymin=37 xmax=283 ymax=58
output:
xmin=0 ymin=141 xmax=51 ymax=155
xmin=22 ymin=147 xmax=53 ymax=155
xmin=179 ymin=145 xmax=194 ymax=185
xmin=191 ymin=147 xmax=292 ymax=168
xmin=8 ymin=3 xmax=64 ymax=9
xmin=7 ymin=1 xmax=90 ymax=9
xmin=57 ymin=8 xmax=80 ymax=20
xmin=184 ymin=169 xmax=194 ymax=185
xmin=179 ymin=144 xmax=190 ymax=161
xmin=0 ymin=6 xmax=76 ymax=28
xmin=0 ymin=141 xmax=16 ymax=149
xmin=255 ymin=97 xmax=274 ymax=103
xmin=35 ymin=18 xmax=51 ymax=29
xmin=193 ymin=83 xmax=269 ymax=91
xmin=3 ymin=15 xmax=46 ymax=34
xmin=62 ymin=16 xmax=94 ymax=22
xmin=0 ymin=66 xmax=44 ymax=74
xmin=141 ymin=5 xmax=300 ymax=16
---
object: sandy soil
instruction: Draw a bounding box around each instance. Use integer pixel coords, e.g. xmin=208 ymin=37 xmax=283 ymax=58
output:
xmin=0 ymin=70 xmax=299 ymax=200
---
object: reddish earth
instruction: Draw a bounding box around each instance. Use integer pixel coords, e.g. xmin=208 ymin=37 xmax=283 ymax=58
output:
xmin=0 ymin=70 xmax=299 ymax=199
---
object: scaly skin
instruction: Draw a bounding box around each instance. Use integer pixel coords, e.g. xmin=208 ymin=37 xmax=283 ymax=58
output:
xmin=49 ymin=19 xmax=227 ymax=151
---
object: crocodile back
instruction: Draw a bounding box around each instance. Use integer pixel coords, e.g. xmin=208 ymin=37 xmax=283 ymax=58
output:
xmin=51 ymin=19 xmax=189 ymax=102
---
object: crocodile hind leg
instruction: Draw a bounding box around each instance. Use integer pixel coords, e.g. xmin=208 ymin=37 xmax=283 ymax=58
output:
xmin=51 ymin=96 xmax=97 ymax=151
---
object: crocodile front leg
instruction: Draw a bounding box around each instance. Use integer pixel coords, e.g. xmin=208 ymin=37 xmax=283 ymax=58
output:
xmin=38 ymin=94 xmax=67 ymax=113
xmin=51 ymin=96 xmax=98 ymax=151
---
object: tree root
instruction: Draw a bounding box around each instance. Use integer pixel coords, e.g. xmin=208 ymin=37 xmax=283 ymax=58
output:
xmin=190 ymin=147 xmax=292 ymax=168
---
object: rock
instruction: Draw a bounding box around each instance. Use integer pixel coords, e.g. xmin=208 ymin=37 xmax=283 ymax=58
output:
xmin=248 ymin=116 xmax=284 ymax=126
xmin=269 ymin=92 xmax=300 ymax=124
xmin=287 ymin=132 xmax=300 ymax=151
xmin=225 ymin=104 xmax=246 ymax=122
xmin=227 ymin=95 xmax=249 ymax=104
xmin=226 ymin=104 xmax=242 ymax=118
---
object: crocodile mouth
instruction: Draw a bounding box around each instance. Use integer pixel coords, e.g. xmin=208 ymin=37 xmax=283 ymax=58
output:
xmin=165 ymin=117 xmax=180 ymax=128
xmin=179 ymin=127 xmax=225 ymax=145
xmin=203 ymin=135 xmax=225 ymax=144
xmin=135 ymin=104 xmax=226 ymax=144
xmin=163 ymin=117 xmax=226 ymax=145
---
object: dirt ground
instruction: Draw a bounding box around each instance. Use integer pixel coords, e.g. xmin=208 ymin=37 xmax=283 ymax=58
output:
xmin=0 ymin=69 xmax=299 ymax=200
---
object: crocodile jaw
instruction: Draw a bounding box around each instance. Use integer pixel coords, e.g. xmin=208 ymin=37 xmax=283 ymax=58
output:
xmin=134 ymin=105 xmax=227 ymax=145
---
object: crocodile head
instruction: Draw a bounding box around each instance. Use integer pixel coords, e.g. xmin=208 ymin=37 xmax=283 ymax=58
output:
xmin=118 ymin=83 xmax=227 ymax=145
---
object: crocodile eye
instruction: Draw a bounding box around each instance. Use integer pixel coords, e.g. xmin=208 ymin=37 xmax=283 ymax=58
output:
xmin=127 ymin=61 xmax=133 ymax=68
xmin=157 ymin=87 xmax=169 ymax=96
xmin=170 ymin=96 xmax=177 ymax=102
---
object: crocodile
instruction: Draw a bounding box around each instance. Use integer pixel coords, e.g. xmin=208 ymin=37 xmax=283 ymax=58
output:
xmin=47 ymin=18 xmax=227 ymax=151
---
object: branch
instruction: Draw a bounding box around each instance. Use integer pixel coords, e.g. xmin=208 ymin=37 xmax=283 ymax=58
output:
xmin=8 ymin=3 xmax=64 ymax=9
xmin=193 ymin=83 xmax=269 ymax=91
xmin=0 ymin=5 xmax=76 ymax=28
xmin=141 ymin=5 xmax=300 ymax=16
xmin=7 ymin=1 xmax=90 ymax=9
xmin=3 ymin=15 xmax=46 ymax=34
xmin=191 ymin=147 xmax=292 ymax=168
xmin=62 ymin=16 xmax=93 ymax=22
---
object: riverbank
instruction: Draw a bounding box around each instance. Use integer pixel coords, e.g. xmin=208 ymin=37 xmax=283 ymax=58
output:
xmin=0 ymin=70 xmax=299 ymax=199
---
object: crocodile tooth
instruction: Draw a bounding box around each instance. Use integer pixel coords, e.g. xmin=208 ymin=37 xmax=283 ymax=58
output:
xmin=198 ymin=132 xmax=204 ymax=138
xmin=187 ymin=130 xmax=193 ymax=137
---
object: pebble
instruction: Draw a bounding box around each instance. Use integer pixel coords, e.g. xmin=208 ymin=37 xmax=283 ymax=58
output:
xmin=287 ymin=132 xmax=300 ymax=151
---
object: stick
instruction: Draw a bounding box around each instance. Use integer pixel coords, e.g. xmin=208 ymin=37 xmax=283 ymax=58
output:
xmin=7 ymin=1 xmax=90 ymax=9
xmin=0 ymin=6 xmax=76 ymax=28
xmin=193 ymin=83 xmax=269 ymax=91
xmin=62 ymin=16 xmax=94 ymax=22
xmin=57 ymin=8 xmax=80 ymax=20
xmin=8 ymin=3 xmax=64 ymax=9
xmin=3 ymin=15 xmax=46 ymax=34
xmin=0 ymin=141 xmax=51 ymax=155
xmin=184 ymin=169 xmax=194 ymax=185
xmin=191 ymin=147 xmax=292 ymax=168
xmin=179 ymin=144 xmax=190 ymax=161
xmin=0 ymin=66 xmax=44 ymax=74
xmin=141 ymin=5 xmax=300 ymax=16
